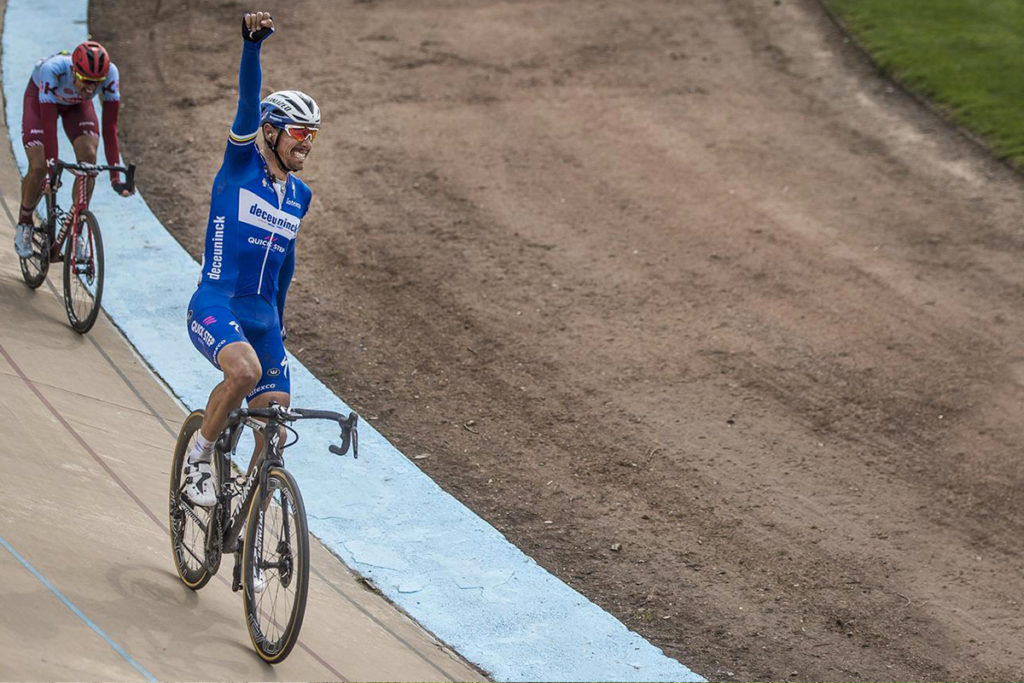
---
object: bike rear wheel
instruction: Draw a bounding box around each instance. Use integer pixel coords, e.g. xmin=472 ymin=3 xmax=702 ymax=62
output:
xmin=169 ymin=410 xmax=222 ymax=590
xmin=62 ymin=210 xmax=104 ymax=333
xmin=242 ymin=466 xmax=309 ymax=663
xmin=18 ymin=218 xmax=50 ymax=289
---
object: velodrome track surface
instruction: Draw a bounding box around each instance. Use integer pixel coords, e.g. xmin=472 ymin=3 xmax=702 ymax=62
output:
xmin=0 ymin=1 xmax=705 ymax=681
xmin=0 ymin=4 xmax=487 ymax=680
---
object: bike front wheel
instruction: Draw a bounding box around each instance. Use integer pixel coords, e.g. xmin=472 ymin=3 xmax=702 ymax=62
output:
xmin=242 ymin=466 xmax=310 ymax=663
xmin=169 ymin=410 xmax=222 ymax=590
xmin=62 ymin=210 xmax=104 ymax=333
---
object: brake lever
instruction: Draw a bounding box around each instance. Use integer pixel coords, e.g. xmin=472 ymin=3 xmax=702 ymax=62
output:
xmin=328 ymin=413 xmax=359 ymax=458
xmin=113 ymin=164 xmax=137 ymax=195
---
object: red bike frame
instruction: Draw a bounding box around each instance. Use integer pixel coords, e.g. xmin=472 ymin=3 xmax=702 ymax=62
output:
xmin=45 ymin=160 xmax=134 ymax=261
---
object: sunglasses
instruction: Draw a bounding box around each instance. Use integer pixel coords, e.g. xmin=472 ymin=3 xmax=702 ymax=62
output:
xmin=282 ymin=124 xmax=319 ymax=143
xmin=73 ymin=70 xmax=105 ymax=84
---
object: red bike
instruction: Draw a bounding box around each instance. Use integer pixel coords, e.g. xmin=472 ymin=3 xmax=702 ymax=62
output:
xmin=18 ymin=159 xmax=135 ymax=333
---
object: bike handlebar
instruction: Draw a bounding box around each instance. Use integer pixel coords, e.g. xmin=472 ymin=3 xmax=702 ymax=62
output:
xmin=229 ymin=404 xmax=359 ymax=458
xmin=49 ymin=160 xmax=136 ymax=195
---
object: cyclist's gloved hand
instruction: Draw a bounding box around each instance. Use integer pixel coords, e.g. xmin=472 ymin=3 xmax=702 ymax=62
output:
xmin=112 ymin=163 xmax=135 ymax=197
xmin=242 ymin=11 xmax=274 ymax=43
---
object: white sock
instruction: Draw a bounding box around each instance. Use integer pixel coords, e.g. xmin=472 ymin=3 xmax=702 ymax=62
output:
xmin=188 ymin=432 xmax=214 ymax=464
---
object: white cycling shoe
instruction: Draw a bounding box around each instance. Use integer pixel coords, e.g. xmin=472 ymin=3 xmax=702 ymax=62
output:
xmin=182 ymin=459 xmax=216 ymax=507
xmin=14 ymin=223 xmax=34 ymax=258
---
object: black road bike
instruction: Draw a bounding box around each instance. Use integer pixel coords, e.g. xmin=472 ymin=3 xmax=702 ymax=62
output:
xmin=18 ymin=159 xmax=135 ymax=333
xmin=169 ymin=403 xmax=358 ymax=663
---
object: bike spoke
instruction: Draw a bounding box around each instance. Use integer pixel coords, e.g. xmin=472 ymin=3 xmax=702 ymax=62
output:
xmin=177 ymin=497 xmax=209 ymax=533
xmin=62 ymin=212 xmax=104 ymax=333
xmin=68 ymin=255 xmax=97 ymax=312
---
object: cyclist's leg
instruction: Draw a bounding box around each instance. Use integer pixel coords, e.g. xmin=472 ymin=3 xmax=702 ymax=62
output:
xmin=198 ymin=339 xmax=262 ymax=443
xmin=186 ymin=298 xmax=262 ymax=442
xmin=184 ymin=299 xmax=259 ymax=506
xmin=241 ymin=298 xmax=291 ymax=462
xmin=15 ymin=145 xmax=47 ymax=256
xmin=70 ymin=135 xmax=98 ymax=206
xmin=20 ymin=146 xmax=47 ymax=214
xmin=203 ymin=341 xmax=263 ymax=441
xmin=66 ymin=99 xmax=99 ymax=204
xmin=19 ymin=81 xmax=47 ymax=222
xmin=247 ymin=390 xmax=290 ymax=462
xmin=248 ymin=390 xmax=290 ymax=411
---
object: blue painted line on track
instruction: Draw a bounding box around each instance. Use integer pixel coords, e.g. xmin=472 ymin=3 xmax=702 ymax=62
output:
xmin=0 ymin=533 xmax=158 ymax=681
xmin=2 ymin=2 xmax=704 ymax=680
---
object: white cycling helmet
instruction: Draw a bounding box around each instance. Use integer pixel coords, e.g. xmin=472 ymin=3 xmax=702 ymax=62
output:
xmin=260 ymin=90 xmax=321 ymax=128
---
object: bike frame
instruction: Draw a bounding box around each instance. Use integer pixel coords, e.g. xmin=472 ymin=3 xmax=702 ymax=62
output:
xmin=174 ymin=404 xmax=357 ymax=577
xmin=173 ymin=415 xmax=277 ymax=573
xmin=218 ymin=413 xmax=286 ymax=555
xmin=168 ymin=403 xmax=356 ymax=662
xmin=43 ymin=160 xmax=134 ymax=260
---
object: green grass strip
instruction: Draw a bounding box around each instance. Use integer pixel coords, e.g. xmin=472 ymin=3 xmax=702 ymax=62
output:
xmin=822 ymin=0 xmax=1024 ymax=165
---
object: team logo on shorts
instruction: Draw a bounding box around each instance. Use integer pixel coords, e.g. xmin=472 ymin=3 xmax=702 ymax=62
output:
xmin=268 ymin=367 xmax=280 ymax=377
xmin=190 ymin=320 xmax=215 ymax=347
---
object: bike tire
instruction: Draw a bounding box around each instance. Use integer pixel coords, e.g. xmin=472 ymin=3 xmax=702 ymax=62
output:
xmin=242 ymin=466 xmax=310 ymax=663
xmin=62 ymin=210 xmax=104 ymax=333
xmin=18 ymin=217 xmax=50 ymax=289
xmin=169 ymin=409 xmax=220 ymax=590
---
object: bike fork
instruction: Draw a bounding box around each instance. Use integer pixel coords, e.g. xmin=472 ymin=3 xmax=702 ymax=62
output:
xmin=232 ymin=550 xmax=243 ymax=592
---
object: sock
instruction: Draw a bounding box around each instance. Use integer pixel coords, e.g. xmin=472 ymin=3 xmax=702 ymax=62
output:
xmin=188 ymin=432 xmax=214 ymax=464
xmin=19 ymin=205 xmax=33 ymax=225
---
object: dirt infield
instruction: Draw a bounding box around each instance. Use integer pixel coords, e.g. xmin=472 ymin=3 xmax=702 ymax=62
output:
xmin=92 ymin=0 xmax=1024 ymax=679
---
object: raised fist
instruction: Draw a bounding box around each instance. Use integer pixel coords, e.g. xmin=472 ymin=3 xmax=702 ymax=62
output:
xmin=242 ymin=11 xmax=274 ymax=43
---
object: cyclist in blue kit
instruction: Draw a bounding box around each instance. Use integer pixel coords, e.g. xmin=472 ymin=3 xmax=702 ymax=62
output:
xmin=183 ymin=11 xmax=322 ymax=506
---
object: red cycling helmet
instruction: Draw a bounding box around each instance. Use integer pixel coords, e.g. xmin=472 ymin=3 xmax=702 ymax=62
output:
xmin=71 ymin=40 xmax=110 ymax=81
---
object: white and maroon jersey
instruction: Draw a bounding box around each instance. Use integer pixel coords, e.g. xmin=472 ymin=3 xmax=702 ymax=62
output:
xmin=30 ymin=52 xmax=119 ymax=106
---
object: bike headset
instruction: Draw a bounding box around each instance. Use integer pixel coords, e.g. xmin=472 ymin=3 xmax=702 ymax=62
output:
xmin=259 ymin=90 xmax=321 ymax=173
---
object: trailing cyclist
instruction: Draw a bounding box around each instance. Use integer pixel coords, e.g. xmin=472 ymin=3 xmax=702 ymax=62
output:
xmin=14 ymin=40 xmax=131 ymax=258
xmin=183 ymin=11 xmax=321 ymax=507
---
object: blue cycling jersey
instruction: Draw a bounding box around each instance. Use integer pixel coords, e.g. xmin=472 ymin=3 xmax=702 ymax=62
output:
xmin=187 ymin=39 xmax=310 ymax=400
xmin=196 ymin=41 xmax=311 ymax=318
